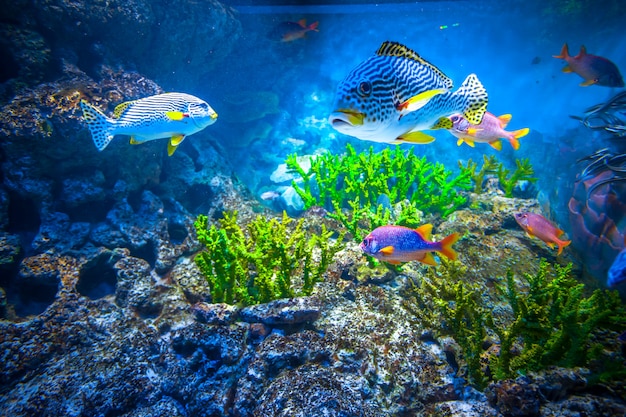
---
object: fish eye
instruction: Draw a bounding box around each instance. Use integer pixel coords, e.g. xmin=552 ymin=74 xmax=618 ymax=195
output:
xmin=451 ymin=115 xmax=460 ymax=122
xmin=361 ymin=238 xmax=369 ymax=247
xmin=357 ymin=81 xmax=372 ymax=97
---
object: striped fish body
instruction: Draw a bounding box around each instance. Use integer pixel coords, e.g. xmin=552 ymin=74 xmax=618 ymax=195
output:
xmin=329 ymin=41 xmax=488 ymax=144
xmin=80 ymin=92 xmax=217 ymax=156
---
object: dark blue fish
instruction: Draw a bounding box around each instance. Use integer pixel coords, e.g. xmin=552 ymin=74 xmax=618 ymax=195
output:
xmin=607 ymin=247 xmax=626 ymax=287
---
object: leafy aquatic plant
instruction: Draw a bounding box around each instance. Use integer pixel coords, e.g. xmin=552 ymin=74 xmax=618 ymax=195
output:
xmin=460 ymin=155 xmax=537 ymax=197
xmin=402 ymin=258 xmax=626 ymax=389
xmin=286 ymin=143 xmax=472 ymax=241
xmin=194 ymin=211 xmax=344 ymax=306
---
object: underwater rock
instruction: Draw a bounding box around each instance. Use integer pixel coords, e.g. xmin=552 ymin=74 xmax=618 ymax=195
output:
xmin=275 ymin=186 xmax=305 ymax=217
xmin=486 ymin=376 xmax=541 ymax=417
xmin=239 ymin=297 xmax=321 ymax=325
xmin=31 ymin=211 xmax=90 ymax=253
xmin=191 ymin=302 xmax=239 ymax=325
xmin=251 ymin=364 xmax=381 ymax=417
xmin=0 ymin=232 xmax=21 ymax=267
xmin=18 ymin=253 xmax=61 ymax=289
xmin=425 ymin=400 xmax=499 ymax=416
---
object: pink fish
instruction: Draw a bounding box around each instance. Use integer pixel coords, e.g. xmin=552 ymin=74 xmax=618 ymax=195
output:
xmin=514 ymin=212 xmax=571 ymax=255
xmin=359 ymin=224 xmax=459 ymax=266
xmin=553 ymin=44 xmax=624 ymax=87
xmin=436 ymin=112 xmax=529 ymax=150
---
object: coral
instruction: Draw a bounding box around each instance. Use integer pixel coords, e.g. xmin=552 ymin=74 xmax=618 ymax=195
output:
xmin=403 ymin=258 xmax=626 ymax=389
xmin=286 ymin=143 xmax=472 ymax=241
xmin=460 ymin=155 xmax=537 ymax=197
xmin=497 ymin=158 xmax=537 ymax=198
xmin=194 ymin=211 xmax=344 ymax=306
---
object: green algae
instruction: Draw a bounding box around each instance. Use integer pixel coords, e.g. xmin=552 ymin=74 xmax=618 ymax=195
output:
xmin=286 ymin=143 xmax=472 ymax=241
xmin=194 ymin=211 xmax=344 ymax=306
xmin=402 ymin=258 xmax=626 ymax=389
xmin=460 ymin=155 xmax=537 ymax=197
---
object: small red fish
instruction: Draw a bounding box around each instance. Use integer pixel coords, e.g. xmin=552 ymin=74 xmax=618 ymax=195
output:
xmin=436 ymin=112 xmax=529 ymax=151
xmin=359 ymin=224 xmax=460 ymax=266
xmin=269 ymin=19 xmax=319 ymax=43
xmin=553 ymin=44 xmax=624 ymax=87
xmin=514 ymin=212 xmax=571 ymax=255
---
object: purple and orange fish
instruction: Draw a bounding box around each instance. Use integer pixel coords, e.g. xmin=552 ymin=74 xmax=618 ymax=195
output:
xmin=434 ymin=112 xmax=529 ymax=151
xmin=553 ymin=43 xmax=624 ymax=88
xmin=514 ymin=212 xmax=571 ymax=255
xmin=269 ymin=19 xmax=319 ymax=43
xmin=359 ymin=224 xmax=460 ymax=266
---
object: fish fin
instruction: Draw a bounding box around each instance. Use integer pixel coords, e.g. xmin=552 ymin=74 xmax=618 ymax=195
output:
xmin=380 ymin=246 xmax=395 ymax=255
xmin=397 ymin=131 xmax=436 ymax=144
xmin=580 ymin=79 xmax=597 ymax=87
xmin=555 ymin=228 xmax=565 ymax=237
xmin=167 ymin=142 xmax=179 ymax=156
xmin=431 ymin=117 xmax=453 ymax=130
xmin=113 ymin=101 xmax=135 ymax=118
xmin=545 ymin=242 xmax=555 ymax=249
xmin=387 ymin=260 xmax=402 ymax=265
xmin=466 ymin=127 xmax=483 ymax=136
xmin=562 ymin=65 xmax=573 ymax=73
xmin=553 ymin=43 xmax=569 ymax=59
xmin=527 ymin=225 xmax=534 ymax=234
xmin=488 ymin=140 xmax=503 ymax=151
xmin=419 ymin=253 xmax=438 ymax=266
xmin=376 ymin=41 xmax=454 ymax=89
xmin=512 ymin=128 xmax=529 ymax=139
xmin=456 ymin=138 xmax=464 ymax=147
xmin=170 ymin=134 xmax=185 ymax=146
xmin=438 ymin=232 xmax=460 ymax=261
xmin=80 ymin=99 xmax=116 ymax=151
xmin=497 ymin=114 xmax=512 ymax=128
xmin=397 ymin=88 xmax=448 ymax=114
xmin=578 ymin=45 xmax=587 ymax=57
xmin=415 ymin=224 xmax=433 ymax=241
xmin=455 ymin=74 xmax=488 ymax=125
xmin=556 ymin=239 xmax=571 ymax=256
xmin=129 ymin=136 xmax=142 ymax=145
xmin=297 ymin=19 xmax=307 ymax=28
xmin=463 ymin=138 xmax=476 ymax=147
xmin=308 ymin=21 xmax=319 ymax=31
xmin=166 ymin=111 xmax=188 ymax=121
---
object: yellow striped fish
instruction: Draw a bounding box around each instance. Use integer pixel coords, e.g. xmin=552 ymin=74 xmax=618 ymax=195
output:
xmin=329 ymin=41 xmax=488 ymax=145
xmin=80 ymin=92 xmax=218 ymax=156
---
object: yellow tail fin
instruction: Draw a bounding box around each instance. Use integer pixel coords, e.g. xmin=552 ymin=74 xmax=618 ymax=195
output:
xmin=438 ymin=232 xmax=460 ymax=261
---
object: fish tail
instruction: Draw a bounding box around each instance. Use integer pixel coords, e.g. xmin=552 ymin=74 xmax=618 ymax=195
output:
xmin=508 ymin=128 xmax=529 ymax=150
xmin=553 ymin=43 xmax=569 ymax=59
xmin=556 ymin=238 xmax=571 ymax=255
xmin=80 ymin=100 xmax=116 ymax=151
xmin=309 ymin=21 xmax=319 ymax=31
xmin=438 ymin=232 xmax=460 ymax=261
xmin=453 ymin=74 xmax=488 ymax=125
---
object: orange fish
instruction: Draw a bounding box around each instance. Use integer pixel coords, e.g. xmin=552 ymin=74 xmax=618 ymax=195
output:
xmin=269 ymin=19 xmax=319 ymax=43
xmin=514 ymin=212 xmax=571 ymax=255
xmin=553 ymin=43 xmax=624 ymax=87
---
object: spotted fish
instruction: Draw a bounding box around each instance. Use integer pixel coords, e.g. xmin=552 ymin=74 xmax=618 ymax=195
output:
xmin=80 ymin=92 xmax=218 ymax=156
xmin=329 ymin=41 xmax=488 ymax=144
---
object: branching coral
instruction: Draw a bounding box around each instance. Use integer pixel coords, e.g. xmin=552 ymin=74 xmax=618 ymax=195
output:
xmin=286 ymin=143 xmax=472 ymax=241
xmin=460 ymin=155 xmax=537 ymax=197
xmin=194 ymin=211 xmax=344 ymax=306
xmin=401 ymin=258 xmax=626 ymax=390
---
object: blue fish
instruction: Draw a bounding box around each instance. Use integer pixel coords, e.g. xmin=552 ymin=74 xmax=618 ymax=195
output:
xmin=607 ymin=247 xmax=626 ymax=287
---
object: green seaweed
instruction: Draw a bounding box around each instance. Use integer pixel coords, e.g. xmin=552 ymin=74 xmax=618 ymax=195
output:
xmin=402 ymin=258 xmax=626 ymax=389
xmin=194 ymin=211 xmax=344 ymax=306
xmin=460 ymin=155 xmax=537 ymax=197
xmin=286 ymin=143 xmax=472 ymax=241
